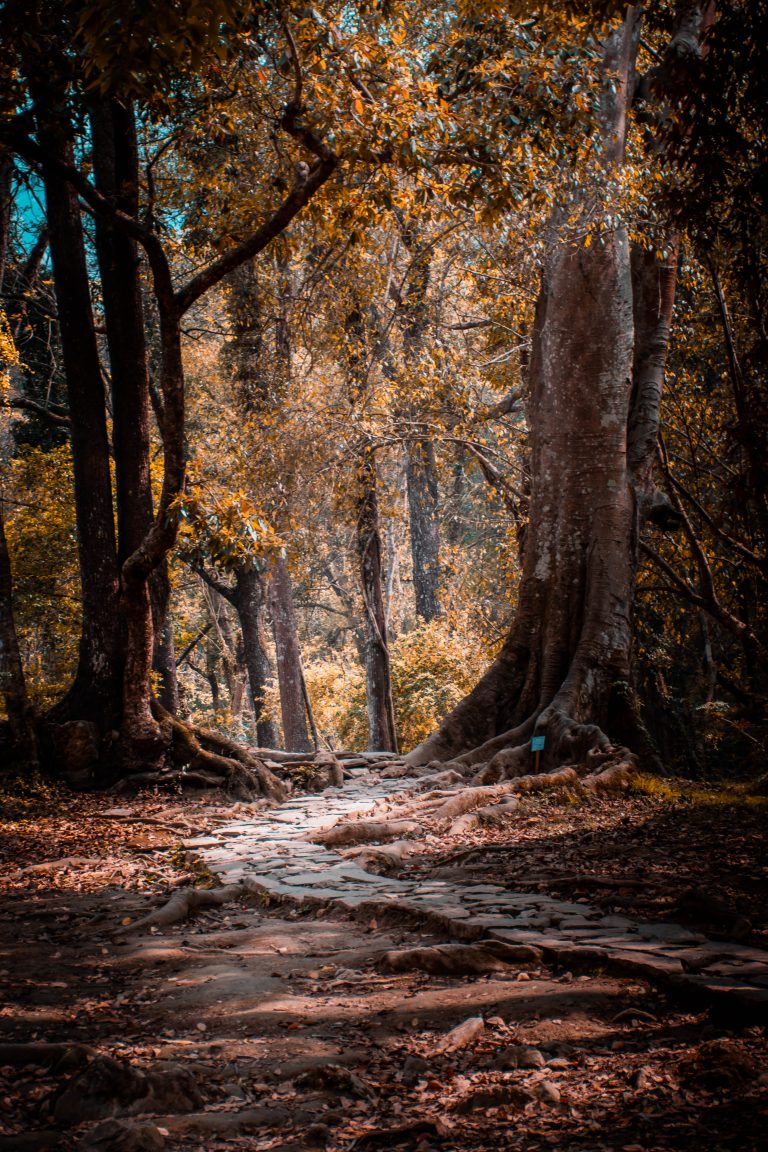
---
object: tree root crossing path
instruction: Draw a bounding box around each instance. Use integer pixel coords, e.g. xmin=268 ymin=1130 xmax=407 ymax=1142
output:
xmin=191 ymin=761 xmax=768 ymax=1021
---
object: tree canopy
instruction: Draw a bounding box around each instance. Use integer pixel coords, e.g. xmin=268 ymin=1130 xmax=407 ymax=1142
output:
xmin=0 ymin=0 xmax=765 ymax=788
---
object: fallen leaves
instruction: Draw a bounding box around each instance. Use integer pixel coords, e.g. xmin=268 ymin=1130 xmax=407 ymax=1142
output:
xmin=2 ymin=788 xmax=768 ymax=1152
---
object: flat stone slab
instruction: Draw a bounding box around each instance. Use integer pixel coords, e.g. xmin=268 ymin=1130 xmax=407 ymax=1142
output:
xmin=636 ymin=922 xmax=705 ymax=944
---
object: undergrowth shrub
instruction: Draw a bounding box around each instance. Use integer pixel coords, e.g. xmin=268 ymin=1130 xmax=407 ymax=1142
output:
xmin=299 ymin=613 xmax=493 ymax=753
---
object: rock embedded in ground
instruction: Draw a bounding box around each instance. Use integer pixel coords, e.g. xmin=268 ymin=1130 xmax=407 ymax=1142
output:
xmin=491 ymin=1045 xmax=546 ymax=1070
xmin=401 ymin=1055 xmax=430 ymax=1084
xmin=536 ymin=1080 xmax=561 ymax=1105
xmin=435 ymin=1016 xmax=486 ymax=1053
xmin=453 ymin=1083 xmax=533 ymax=1113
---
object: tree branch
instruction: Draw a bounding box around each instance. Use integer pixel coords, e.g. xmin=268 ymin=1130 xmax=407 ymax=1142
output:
xmin=173 ymin=154 xmax=336 ymax=315
xmin=5 ymin=395 xmax=69 ymax=427
xmin=176 ymin=623 xmax=212 ymax=668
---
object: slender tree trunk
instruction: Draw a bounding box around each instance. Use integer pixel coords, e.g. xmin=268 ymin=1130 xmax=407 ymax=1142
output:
xmin=0 ymin=158 xmax=12 ymax=293
xmin=344 ymin=305 xmax=398 ymax=750
xmin=38 ymin=113 xmax=121 ymax=729
xmin=447 ymin=451 xmax=466 ymax=546
xmin=397 ymin=233 xmax=443 ymax=621
xmin=406 ymin=438 xmax=442 ymax=621
xmin=233 ymin=566 xmax=278 ymax=748
xmin=0 ymin=497 xmax=38 ymax=768
xmin=268 ymin=557 xmax=312 ymax=752
xmin=204 ymin=637 xmax=222 ymax=717
xmin=151 ymin=564 xmax=179 ymax=713
xmin=355 ymin=456 xmax=398 ymax=752
xmin=628 ymin=240 xmax=680 ymax=522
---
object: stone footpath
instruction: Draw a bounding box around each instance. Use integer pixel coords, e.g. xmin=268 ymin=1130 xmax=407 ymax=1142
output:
xmin=189 ymin=767 xmax=768 ymax=1021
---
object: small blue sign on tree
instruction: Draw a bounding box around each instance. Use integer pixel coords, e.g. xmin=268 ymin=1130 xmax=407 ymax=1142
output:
xmin=530 ymin=735 xmax=546 ymax=752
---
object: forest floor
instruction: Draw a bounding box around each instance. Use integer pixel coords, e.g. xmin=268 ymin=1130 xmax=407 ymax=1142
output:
xmin=1 ymin=771 xmax=767 ymax=1152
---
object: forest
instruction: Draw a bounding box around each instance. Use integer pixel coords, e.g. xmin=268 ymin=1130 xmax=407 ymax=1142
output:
xmin=0 ymin=1 xmax=767 ymax=1150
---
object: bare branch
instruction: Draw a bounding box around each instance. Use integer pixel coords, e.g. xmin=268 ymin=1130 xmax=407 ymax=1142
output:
xmin=5 ymin=395 xmax=69 ymax=427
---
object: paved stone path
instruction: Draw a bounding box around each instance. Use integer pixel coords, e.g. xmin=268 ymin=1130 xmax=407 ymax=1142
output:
xmin=189 ymin=767 xmax=768 ymax=1021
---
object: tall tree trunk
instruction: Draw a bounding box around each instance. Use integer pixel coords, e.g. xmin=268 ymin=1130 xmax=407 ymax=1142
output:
xmin=0 ymin=157 xmax=12 ymax=293
xmin=226 ymin=257 xmax=312 ymax=750
xmin=268 ymin=556 xmax=312 ymax=752
xmin=38 ymin=113 xmax=121 ymax=729
xmin=356 ymin=456 xmax=398 ymax=752
xmin=407 ymin=14 xmax=650 ymax=774
xmin=628 ymin=240 xmax=681 ymax=524
xmin=233 ymin=566 xmax=278 ymax=748
xmin=397 ymin=230 xmax=443 ymax=621
xmin=0 ymin=497 xmax=38 ymax=768
xmin=406 ymin=439 xmax=442 ymax=621
xmin=91 ymin=99 xmax=179 ymax=720
xmin=344 ymin=305 xmax=398 ymax=750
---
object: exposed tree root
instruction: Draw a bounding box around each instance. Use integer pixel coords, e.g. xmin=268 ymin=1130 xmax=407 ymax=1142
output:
xmin=512 ymin=765 xmax=580 ymax=792
xmin=153 ymin=1105 xmax=291 ymax=1136
xmin=581 ymin=761 xmax=635 ymax=794
xmin=340 ymin=839 xmax=416 ymax=874
xmin=449 ymin=797 xmax=520 ymax=835
xmin=312 ymin=819 xmax=420 ymax=848
xmin=114 ymin=882 xmax=250 ymax=936
xmin=0 ymin=1042 xmax=95 ymax=1071
xmin=380 ymin=940 xmax=542 ymax=976
xmin=54 ymin=1055 xmax=202 ymax=1125
xmin=9 ymin=856 xmax=99 ymax=877
xmin=144 ymin=706 xmax=288 ymax=802
xmin=545 ymin=873 xmax=647 ymax=890
xmin=379 ymin=760 xmax=426 ymax=778
xmin=434 ymin=1016 xmax=486 ymax=1053
xmin=412 ymin=769 xmax=464 ymax=789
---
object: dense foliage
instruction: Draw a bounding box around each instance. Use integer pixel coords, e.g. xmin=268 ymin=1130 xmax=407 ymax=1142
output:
xmin=0 ymin=0 xmax=765 ymax=778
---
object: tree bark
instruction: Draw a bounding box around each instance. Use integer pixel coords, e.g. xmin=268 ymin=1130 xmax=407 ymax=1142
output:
xmin=0 ymin=157 xmax=12 ymax=294
xmin=38 ymin=112 xmax=122 ymax=729
xmin=268 ymin=556 xmax=312 ymax=752
xmin=344 ymin=305 xmax=398 ymax=751
xmin=0 ymin=496 xmax=38 ymax=768
xmin=232 ymin=566 xmax=279 ymax=748
xmin=406 ymin=438 xmax=442 ymax=621
xmin=407 ymin=13 xmax=648 ymax=775
xmin=355 ymin=455 xmax=398 ymax=752
xmin=10 ymin=51 xmax=337 ymax=781
xmin=151 ymin=564 xmax=179 ymax=713
xmin=91 ymin=99 xmax=179 ymax=719
xmin=397 ymin=229 xmax=443 ymax=621
xmin=628 ymin=239 xmax=681 ymax=525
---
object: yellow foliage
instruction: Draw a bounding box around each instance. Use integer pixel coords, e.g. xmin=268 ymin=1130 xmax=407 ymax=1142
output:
xmin=0 ymin=305 xmax=20 ymax=400
xmin=4 ymin=445 xmax=80 ymax=708
xmin=299 ymin=613 xmax=493 ymax=753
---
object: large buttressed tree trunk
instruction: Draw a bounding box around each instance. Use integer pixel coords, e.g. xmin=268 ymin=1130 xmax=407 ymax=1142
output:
xmin=407 ymin=10 xmax=672 ymax=776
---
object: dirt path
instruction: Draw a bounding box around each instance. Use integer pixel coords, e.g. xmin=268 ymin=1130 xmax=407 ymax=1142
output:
xmin=1 ymin=771 xmax=767 ymax=1151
